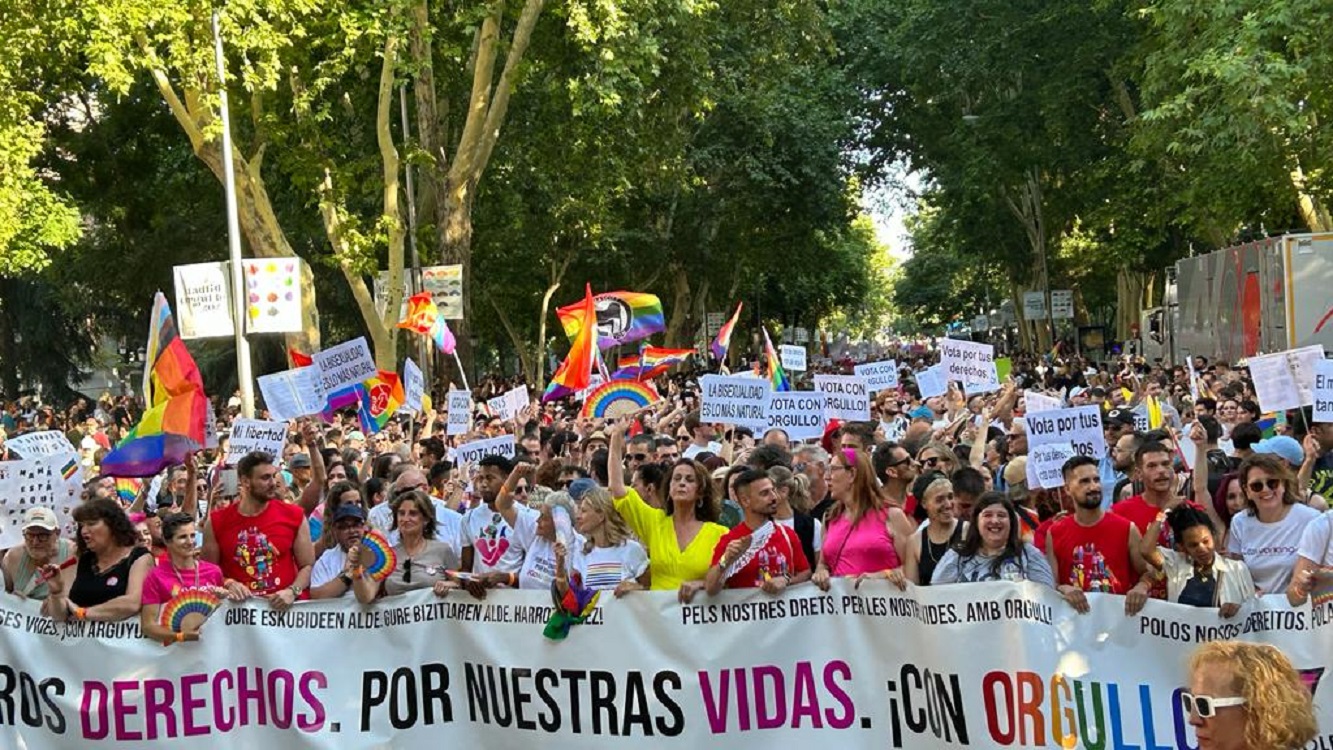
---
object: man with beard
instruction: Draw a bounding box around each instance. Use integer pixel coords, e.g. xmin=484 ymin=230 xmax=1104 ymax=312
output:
xmin=1114 ymin=441 xmax=1201 ymax=599
xmin=1099 ymin=409 xmax=1139 ymax=497
xmin=1045 ymin=456 xmax=1138 ymax=614
xmin=705 ymin=470 xmax=810 ymax=595
xmin=309 ymin=504 xmax=368 ymax=599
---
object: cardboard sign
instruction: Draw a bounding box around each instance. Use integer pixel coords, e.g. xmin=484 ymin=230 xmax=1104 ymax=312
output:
xmin=1026 ymin=442 xmax=1076 ymax=490
xmin=1248 ymin=345 xmax=1326 ymax=412
xmin=812 ymin=375 xmax=871 ymax=421
xmin=854 ymin=360 xmax=899 ymax=393
xmin=447 ymin=391 xmax=472 ymax=436
xmin=173 ymin=261 xmax=234 ymax=339
xmin=312 ymin=337 xmax=377 ymax=395
xmin=700 ymin=375 xmax=771 ymax=430
xmin=257 ymin=366 xmax=327 ymax=422
xmin=939 ymin=338 xmax=996 ymax=385
xmin=1024 ymin=405 xmax=1105 ymax=460
xmin=1024 ymin=391 xmax=1063 ymax=415
xmin=403 ymin=359 xmax=424 ymax=415
xmin=455 ymin=435 xmax=516 ymax=465
xmin=764 ymin=391 xmax=827 ymax=441
xmin=779 ymin=345 xmax=807 ymax=372
xmin=915 ymin=365 xmax=947 ymax=400
xmin=1315 ymin=359 xmax=1333 ymax=424
xmin=226 ymin=419 xmax=289 ymax=464
xmin=5 ymin=431 xmax=77 ymax=459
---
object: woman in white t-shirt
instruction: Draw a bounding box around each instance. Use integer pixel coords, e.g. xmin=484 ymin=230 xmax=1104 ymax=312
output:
xmin=557 ymin=488 xmax=649 ymax=597
xmin=1226 ymin=454 xmax=1318 ymax=594
xmin=514 ymin=491 xmax=578 ymax=591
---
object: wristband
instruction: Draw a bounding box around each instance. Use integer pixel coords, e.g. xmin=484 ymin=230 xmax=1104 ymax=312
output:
xmin=72 ymin=606 xmax=87 ymax=621
xmin=176 ymin=632 xmax=185 ymax=643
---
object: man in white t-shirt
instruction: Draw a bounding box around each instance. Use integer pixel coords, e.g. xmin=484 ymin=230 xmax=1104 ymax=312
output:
xmin=368 ymin=467 xmax=462 ymax=550
xmin=681 ymin=410 xmax=722 ymax=460
xmin=309 ymin=504 xmax=367 ymax=599
xmin=461 ymin=455 xmax=535 ymax=582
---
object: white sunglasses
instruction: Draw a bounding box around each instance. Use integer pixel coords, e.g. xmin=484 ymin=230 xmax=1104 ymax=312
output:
xmin=1180 ymin=692 xmax=1246 ymax=719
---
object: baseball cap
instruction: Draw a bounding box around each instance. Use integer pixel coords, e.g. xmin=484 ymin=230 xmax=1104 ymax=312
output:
xmin=289 ymin=454 xmax=312 ymax=469
xmin=1104 ymin=408 xmax=1136 ymax=427
xmin=23 ymin=507 xmax=58 ymax=532
xmin=331 ymin=504 xmax=366 ymax=522
xmin=1254 ymin=436 xmax=1304 ymax=467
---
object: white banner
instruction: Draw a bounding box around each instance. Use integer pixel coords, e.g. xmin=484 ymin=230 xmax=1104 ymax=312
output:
xmin=938 ymin=338 xmax=995 ymax=385
xmin=779 ymin=345 xmax=807 ymax=373
xmin=487 ymin=386 xmax=529 ymax=423
xmin=226 ymin=419 xmax=289 ymax=464
xmin=447 ymin=391 xmax=472 ymax=436
xmin=455 ymin=434 xmax=516 ymax=465
xmin=173 ymin=262 xmax=234 ymax=339
xmin=812 ymin=375 xmax=870 ymax=422
xmin=1028 ymin=441 xmax=1076 ymax=489
xmin=1316 ymin=359 xmax=1333 ymax=423
xmin=853 ymin=360 xmax=898 ymax=393
xmin=1025 ymin=405 xmax=1105 ymax=463
xmin=403 ymin=359 xmax=425 ymax=415
xmin=764 ymin=391 xmax=826 ymax=440
xmin=4 ymin=431 xmax=77 ymax=459
xmin=312 ymin=338 xmax=378 ymax=395
xmin=1248 ymin=345 xmax=1326 ymax=412
xmin=700 ymin=375 xmax=770 ymax=431
xmin=1024 ymin=390 xmax=1064 ymax=415
xmin=258 ymin=367 xmax=327 ymax=423
xmin=0 ymin=584 xmax=1329 ymax=749
xmin=243 ymin=258 xmax=304 ymax=335
xmin=915 ymin=365 xmax=947 ymax=399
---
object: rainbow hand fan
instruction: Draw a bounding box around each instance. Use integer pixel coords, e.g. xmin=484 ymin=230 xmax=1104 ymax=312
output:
xmin=360 ymin=530 xmax=397 ymax=582
xmin=579 ymin=381 xmax=659 ymax=418
xmin=160 ymin=587 xmax=221 ymax=632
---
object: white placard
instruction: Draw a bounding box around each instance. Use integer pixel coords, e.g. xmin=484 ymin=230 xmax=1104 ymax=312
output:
xmin=226 ymin=419 xmax=289 ymax=464
xmin=938 ymin=338 xmax=996 ymax=385
xmin=962 ymin=366 xmax=1002 ymax=394
xmin=421 ymin=264 xmax=464 ymax=319
xmin=1315 ymin=359 xmax=1333 ymax=423
xmin=700 ymin=375 xmax=771 ymax=430
xmin=403 ymin=359 xmax=424 ymax=415
xmin=794 ymin=326 xmax=810 ymax=344
xmin=1247 ymin=345 xmax=1326 ymax=412
xmin=485 ymin=386 xmax=527 ymax=422
xmin=854 ymin=360 xmax=899 ymax=393
xmin=915 ymin=365 xmax=947 ymax=399
xmin=1026 ymin=442 xmax=1076 ymax=490
xmin=1023 ymin=291 xmax=1048 ymax=320
xmin=779 ymin=345 xmax=807 ymax=372
xmin=812 ymin=375 xmax=871 ymax=421
xmin=447 ymin=391 xmax=472 ymax=436
xmin=1024 ymin=390 xmax=1064 ymax=415
xmin=312 ymin=337 xmax=377 ymax=395
xmin=5 ymin=430 xmax=77 ymax=459
xmin=1050 ymin=289 xmax=1074 ymax=320
xmin=257 ymin=366 xmax=327 ymax=422
xmin=764 ymin=391 xmax=827 ymax=441
xmin=173 ymin=261 xmax=234 ymax=339
xmin=454 ymin=434 xmax=516 ymax=464
xmin=242 ymin=258 xmax=304 ymax=335
xmin=1024 ymin=405 xmax=1106 ymax=460
xmin=0 ymin=455 xmax=82 ymax=549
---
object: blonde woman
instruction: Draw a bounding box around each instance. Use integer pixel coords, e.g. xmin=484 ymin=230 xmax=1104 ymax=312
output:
xmin=556 ymin=487 xmax=649 ymax=598
xmin=1185 ymin=641 xmax=1316 ymax=750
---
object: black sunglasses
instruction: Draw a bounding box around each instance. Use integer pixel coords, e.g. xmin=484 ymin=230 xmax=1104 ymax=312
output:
xmin=629 ymin=453 xmax=649 ymax=462
xmin=403 ymin=558 xmax=413 ymax=583
xmin=1247 ymin=478 xmax=1281 ymax=494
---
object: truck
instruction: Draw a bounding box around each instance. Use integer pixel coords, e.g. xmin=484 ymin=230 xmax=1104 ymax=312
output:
xmin=1138 ymin=233 xmax=1333 ymax=365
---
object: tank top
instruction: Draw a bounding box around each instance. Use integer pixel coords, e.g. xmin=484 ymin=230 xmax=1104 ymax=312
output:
xmin=823 ymin=507 xmax=901 ymax=576
xmin=13 ymin=539 xmax=75 ymax=598
xmin=916 ymin=521 xmax=964 ymax=586
xmin=68 ymin=547 xmax=150 ymax=607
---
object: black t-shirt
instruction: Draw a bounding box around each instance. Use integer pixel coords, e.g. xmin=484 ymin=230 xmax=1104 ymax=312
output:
xmin=69 ymin=547 xmax=150 ymax=608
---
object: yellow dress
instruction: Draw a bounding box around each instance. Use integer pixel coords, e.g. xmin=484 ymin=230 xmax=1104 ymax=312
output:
xmin=613 ymin=488 xmax=727 ymax=591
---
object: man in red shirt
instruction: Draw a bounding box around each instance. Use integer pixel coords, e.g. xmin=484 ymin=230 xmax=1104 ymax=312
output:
xmin=203 ymin=451 xmax=314 ymax=609
xmin=706 ymin=469 xmax=811 ymax=594
xmin=1111 ymin=440 xmax=1198 ymax=598
xmin=1046 ymin=456 xmax=1142 ymax=614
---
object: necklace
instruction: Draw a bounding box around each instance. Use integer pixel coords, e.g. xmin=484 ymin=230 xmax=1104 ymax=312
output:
xmin=923 ymin=521 xmax=954 ymax=565
xmin=171 ymin=559 xmax=202 ymax=589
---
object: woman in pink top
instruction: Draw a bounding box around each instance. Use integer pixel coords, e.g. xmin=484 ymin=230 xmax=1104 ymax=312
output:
xmin=812 ymin=449 xmax=916 ymax=590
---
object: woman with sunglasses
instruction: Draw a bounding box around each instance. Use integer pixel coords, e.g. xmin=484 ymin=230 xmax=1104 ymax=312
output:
xmin=811 ymin=449 xmax=915 ymax=591
xmin=1224 ymin=454 xmax=1317 ymax=594
xmin=350 ymin=490 xmax=459 ymax=601
xmin=1184 ymin=641 xmax=1315 ymax=750
xmin=915 ymin=441 xmax=958 ymax=476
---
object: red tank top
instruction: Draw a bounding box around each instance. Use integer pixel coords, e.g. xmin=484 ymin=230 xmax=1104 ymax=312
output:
xmin=211 ymin=500 xmax=305 ymax=595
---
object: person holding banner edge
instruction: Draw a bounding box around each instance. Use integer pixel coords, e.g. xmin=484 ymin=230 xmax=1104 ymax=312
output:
xmin=705 ymin=469 xmax=810 ymax=596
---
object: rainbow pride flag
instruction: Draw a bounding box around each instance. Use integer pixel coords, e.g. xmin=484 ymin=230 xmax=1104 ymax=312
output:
xmin=397 ymin=291 xmax=456 ymax=354
xmin=613 ymin=346 xmax=694 ymax=381
xmin=358 ymin=371 xmax=405 ymax=434
xmin=556 ymin=290 xmax=664 ymax=349
xmin=544 ymin=285 xmax=598 ymax=402
xmin=114 ymin=478 xmax=143 ymax=506
xmin=101 ymin=293 xmax=210 ymax=477
xmin=711 ymin=302 xmax=743 ymax=361
xmin=762 ymin=327 xmax=790 ymax=392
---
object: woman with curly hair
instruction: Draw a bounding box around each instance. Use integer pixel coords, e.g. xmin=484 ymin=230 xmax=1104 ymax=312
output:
xmin=1185 ymin=641 xmax=1316 ymax=750
xmin=555 ymin=487 xmax=649 ymax=598
xmin=931 ymin=492 xmax=1054 ymax=586
xmin=43 ymin=498 xmax=153 ymax=622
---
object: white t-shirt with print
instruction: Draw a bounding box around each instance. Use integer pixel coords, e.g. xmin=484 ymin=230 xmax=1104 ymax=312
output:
xmin=462 ymin=504 xmax=536 ymax=574
xmin=513 ymin=512 xmax=583 ymax=591
xmin=571 ymin=540 xmax=649 ymax=591
xmin=1227 ymin=503 xmax=1319 ymax=594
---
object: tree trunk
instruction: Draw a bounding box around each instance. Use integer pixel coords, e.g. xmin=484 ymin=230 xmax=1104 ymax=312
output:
xmin=665 ymin=269 xmax=691 ymax=347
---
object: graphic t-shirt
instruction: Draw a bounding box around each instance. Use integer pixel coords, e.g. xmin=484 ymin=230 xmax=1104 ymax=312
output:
xmin=710 ymin=521 xmax=809 ymax=589
xmin=514 ymin=513 xmax=584 ymax=591
xmin=462 ymin=504 xmax=535 ymax=574
xmin=210 ymin=500 xmax=306 ymax=596
xmin=1227 ymin=503 xmax=1319 ymax=594
xmin=1046 ymin=514 xmax=1134 ymax=594
xmin=571 ymin=541 xmax=649 ymax=591
xmin=931 ymin=544 xmax=1055 ymax=587
xmin=141 ymin=558 xmax=225 ymax=606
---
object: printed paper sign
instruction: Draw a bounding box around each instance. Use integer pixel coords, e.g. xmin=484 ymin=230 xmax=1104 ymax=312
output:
xmin=1025 ymin=391 xmax=1063 ymax=415
xmin=257 ymin=367 xmax=327 ymax=422
xmin=1315 ymin=359 xmax=1333 ymax=423
xmin=915 ymin=365 xmax=947 ymax=399
xmin=1248 ymin=345 xmax=1326 ymax=412
xmin=173 ymin=262 xmax=234 ymax=339
xmin=764 ymin=392 xmax=826 ymax=441
xmin=312 ymin=337 xmax=377 ymax=395
xmin=700 ymin=375 xmax=771 ymax=430
xmin=1023 ymin=291 xmax=1048 ymax=320
xmin=243 ymin=258 xmax=303 ymax=335
xmin=1024 ymin=405 xmax=1105 ymax=460
xmin=5 ymin=431 xmax=77 ymax=459
xmin=812 ymin=375 xmax=871 ymax=421
xmin=1050 ymin=290 xmax=1074 ymax=320
xmin=0 ymin=455 xmax=82 ymax=549
xmin=487 ymin=386 xmax=529 ymax=422
xmin=454 ymin=434 xmax=515 ymax=465
xmin=403 ymin=359 xmax=424 ymax=415
xmin=1026 ymin=442 xmax=1076 ymax=490
xmin=963 ymin=366 xmax=1001 ymax=394
xmin=226 ymin=419 xmax=289 ymax=464
xmin=779 ymin=345 xmax=807 ymax=372
xmin=939 ymin=338 xmax=996 ymax=385
xmin=421 ymin=265 xmax=464 ymax=319
xmin=854 ymin=360 xmax=899 ymax=393
xmin=447 ymin=391 xmax=472 ymax=436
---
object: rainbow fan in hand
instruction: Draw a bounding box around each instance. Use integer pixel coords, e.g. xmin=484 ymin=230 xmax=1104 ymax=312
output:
xmin=160 ymin=587 xmax=221 ymax=632
xmin=579 ymin=381 xmax=659 ymax=418
xmin=361 ymin=530 xmax=397 ymax=582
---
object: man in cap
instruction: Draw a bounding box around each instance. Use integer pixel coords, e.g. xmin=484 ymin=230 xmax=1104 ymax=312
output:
xmin=287 ymin=453 xmax=313 ymax=498
xmin=2 ymin=508 xmax=75 ymax=598
xmin=1099 ymin=408 xmax=1139 ymax=495
xmin=309 ymin=504 xmax=368 ymax=599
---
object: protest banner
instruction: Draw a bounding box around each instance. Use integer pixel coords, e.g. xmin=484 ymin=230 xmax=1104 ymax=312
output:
xmin=938 ymin=338 xmax=996 ymax=385
xmin=1316 ymin=359 xmax=1333 ymax=423
xmin=812 ymin=375 xmax=870 ymax=421
xmin=962 ymin=365 xmax=1001 ymax=394
xmin=700 ymin=375 xmax=770 ymax=431
xmin=172 ymin=262 xmax=233 ymax=339
xmin=225 ymin=419 xmax=289 ymax=464
xmin=0 ymin=454 xmax=81 ymax=548
xmin=1024 ymin=390 xmax=1063 ymax=415
xmin=243 ymin=258 xmax=304 ymax=335
xmin=1248 ymin=345 xmax=1326 ymax=412
xmin=447 ymin=391 xmax=472 ymax=436
xmin=1024 ymin=405 xmax=1105 ymax=465
xmin=0 ymin=583 xmax=1326 ymax=750
xmin=257 ymin=367 xmax=327 ymax=422
xmin=1027 ymin=441 xmax=1076 ymax=489
xmin=403 ymin=359 xmax=424 ymax=415
xmin=454 ymin=434 xmax=516 ymax=465
xmin=779 ymin=345 xmax=807 ymax=372
xmin=4 ymin=431 xmax=77 ymax=459
xmin=312 ymin=338 xmax=377 ymax=395
xmin=853 ymin=360 xmax=898 ymax=393
xmin=764 ymin=391 xmax=826 ymax=440
xmin=915 ymin=365 xmax=947 ymax=400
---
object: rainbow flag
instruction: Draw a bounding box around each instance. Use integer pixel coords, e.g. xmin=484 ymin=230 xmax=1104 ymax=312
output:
xmin=544 ymin=285 xmax=597 ymax=402
xmin=114 ymin=478 xmax=143 ymax=505
xmin=322 ymin=382 xmax=367 ymax=423
xmin=397 ymin=292 xmax=439 ymax=334
xmin=762 ymin=327 xmax=790 ymax=392
xmin=711 ymin=302 xmax=743 ymax=361
xmin=101 ymin=293 xmax=210 ymax=477
xmin=358 ymin=371 xmax=405 ymax=434
xmin=430 ymin=314 xmax=456 ymax=355
xmin=614 ymin=346 xmax=694 ymax=381
xmin=556 ymin=290 xmax=664 ymax=349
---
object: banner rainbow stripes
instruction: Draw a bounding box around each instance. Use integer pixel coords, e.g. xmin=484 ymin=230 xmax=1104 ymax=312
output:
xmin=711 ymin=302 xmax=743 ymax=361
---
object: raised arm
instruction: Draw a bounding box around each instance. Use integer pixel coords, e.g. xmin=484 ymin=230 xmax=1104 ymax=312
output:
xmin=496 ymin=462 xmax=536 ymax=528
xmin=298 ymin=422 xmax=325 ymax=515
xmin=969 ymin=405 xmax=992 ymax=469
xmin=608 ymin=416 xmax=630 ymax=499
xmin=182 ymin=457 xmax=199 ymax=520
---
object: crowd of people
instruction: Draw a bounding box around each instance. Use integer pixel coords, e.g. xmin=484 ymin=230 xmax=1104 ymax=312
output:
xmin=0 ymin=347 xmax=1329 ymax=745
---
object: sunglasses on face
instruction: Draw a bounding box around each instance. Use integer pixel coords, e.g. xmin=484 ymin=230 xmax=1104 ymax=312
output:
xmin=1179 ymin=692 xmax=1245 ymax=719
xmin=920 ymin=457 xmax=942 ymax=468
xmin=514 ymin=484 xmax=529 ymax=495
xmin=1247 ymin=478 xmax=1281 ymax=494
xmin=629 ymin=453 xmax=648 ymax=462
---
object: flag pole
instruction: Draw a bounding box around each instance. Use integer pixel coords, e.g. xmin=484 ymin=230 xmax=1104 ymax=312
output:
xmin=212 ymin=11 xmax=255 ymax=419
